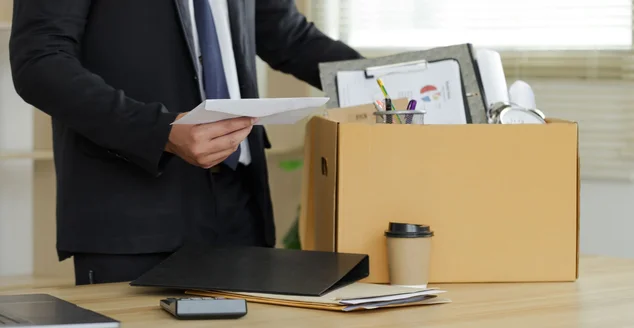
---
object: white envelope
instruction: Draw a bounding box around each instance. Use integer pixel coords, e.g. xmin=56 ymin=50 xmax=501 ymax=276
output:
xmin=172 ymin=97 xmax=329 ymax=125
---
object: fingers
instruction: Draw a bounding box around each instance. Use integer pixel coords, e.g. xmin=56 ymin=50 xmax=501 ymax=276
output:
xmin=189 ymin=125 xmax=253 ymax=168
xmin=199 ymin=125 xmax=252 ymax=155
xmin=181 ymin=146 xmax=235 ymax=169
xmin=175 ymin=112 xmax=188 ymax=120
xmin=198 ymin=147 xmax=240 ymax=169
xmin=210 ymin=125 xmax=252 ymax=151
xmin=192 ymin=117 xmax=256 ymax=140
xmin=181 ymin=117 xmax=256 ymax=169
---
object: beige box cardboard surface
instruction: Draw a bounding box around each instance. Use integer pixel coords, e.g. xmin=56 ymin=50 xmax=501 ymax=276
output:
xmin=299 ymin=103 xmax=579 ymax=284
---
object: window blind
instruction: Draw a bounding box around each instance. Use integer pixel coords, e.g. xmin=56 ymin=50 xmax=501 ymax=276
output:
xmin=309 ymin=0 xmax=634 ymax=181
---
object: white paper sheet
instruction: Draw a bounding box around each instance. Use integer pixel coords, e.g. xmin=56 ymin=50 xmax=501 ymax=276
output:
xmin=172 ymin=97 xmax=329 ymax=125
xmin=476 ymin=49 xmax=509 ymax=108
xmin=342 ymin=296 xmax=451 ymax=312
xmin=336 ymin=59 xmax=467 ymax=124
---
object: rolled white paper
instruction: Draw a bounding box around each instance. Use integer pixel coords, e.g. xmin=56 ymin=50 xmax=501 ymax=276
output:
xmin=476 ymin=49 xmax=509 ymax=108
xmin=508 ymin=80 xmax=537 ymax=110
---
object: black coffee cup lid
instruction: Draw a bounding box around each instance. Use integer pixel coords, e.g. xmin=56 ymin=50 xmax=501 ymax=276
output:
xmin=384 ymin=222 xmax=433 ymax=238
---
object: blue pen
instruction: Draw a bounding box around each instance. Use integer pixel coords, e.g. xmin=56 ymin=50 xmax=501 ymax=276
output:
xmin=406 ymin=100 xmax=417 ymax=124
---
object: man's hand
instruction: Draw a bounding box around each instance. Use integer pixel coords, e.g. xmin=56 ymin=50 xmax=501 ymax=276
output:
xmin=165 ymin=113 xmax=256 ymax=168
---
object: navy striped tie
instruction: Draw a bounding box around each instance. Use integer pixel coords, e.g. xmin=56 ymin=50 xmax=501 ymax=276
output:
xmin=194 ymin=0 xmax=240 ymax=170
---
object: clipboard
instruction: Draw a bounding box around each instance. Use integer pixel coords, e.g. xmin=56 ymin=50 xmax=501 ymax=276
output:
xmin=364 ymin=59 xmax=429 ymax=78
xmin=318 ymin=43 xmax=488 ymax=124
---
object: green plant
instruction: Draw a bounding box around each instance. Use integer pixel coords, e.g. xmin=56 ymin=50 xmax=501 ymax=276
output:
xmin=282 ymin=206 xmax=301 ymax=250
xmin=279 ymin=159 xmax=303 ymax=250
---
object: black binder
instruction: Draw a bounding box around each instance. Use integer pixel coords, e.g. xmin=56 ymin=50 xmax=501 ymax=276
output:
xmin=130 ymin=244 xmax=370 ymax=296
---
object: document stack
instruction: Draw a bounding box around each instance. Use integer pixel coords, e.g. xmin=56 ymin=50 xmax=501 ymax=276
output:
xmin=187 ymin=283 xmax=450 ymax=312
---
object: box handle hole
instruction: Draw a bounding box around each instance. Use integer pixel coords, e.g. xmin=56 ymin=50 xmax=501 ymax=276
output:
xmin=321 ymin=157 xmax=328 ymax=176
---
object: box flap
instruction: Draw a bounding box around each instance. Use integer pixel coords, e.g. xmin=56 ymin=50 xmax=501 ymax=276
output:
xmin=545 ymin=118 xmax=576 ymax=124
xmin=299 ymin=116 xmax=339 ymax=252
xmin=299 ymin=119 xmax=316 ymax=250
xmin=575 ymin=126 xmax=581 ymax=279
xmin=325 ymin=104 xmax=376 ymax=124
xmin=324 ymin=99 xmax=409 ymax=124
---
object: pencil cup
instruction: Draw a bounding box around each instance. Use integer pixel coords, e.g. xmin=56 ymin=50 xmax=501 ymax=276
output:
xmin=384 ymin=222 xmax=434 ymax=288
xmin=374 ymin=110 xmax=425 ymax=125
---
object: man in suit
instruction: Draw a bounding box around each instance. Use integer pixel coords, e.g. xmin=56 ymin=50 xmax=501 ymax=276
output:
xmin=9 ymin=0 xmax=362 ymax=285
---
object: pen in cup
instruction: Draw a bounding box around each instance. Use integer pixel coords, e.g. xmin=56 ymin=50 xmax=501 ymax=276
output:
xmin=374 ymin=100 xmax=385 ymax=111
xmin=376 ymin=78 xmax=401 ymax=124
xmin=384 ymin=98 xmax=393 ymax=124
xmin=376 ymin=79 xmax=388 ymax=100
xmin=406 ymin=100 xmax=417 ymax=124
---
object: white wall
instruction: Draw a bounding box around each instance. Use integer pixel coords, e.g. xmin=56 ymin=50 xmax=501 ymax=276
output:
xmin=580 ymin=180 xmax=634 ymax=258
xmin=0 ymin=27 xmax=34 ymax=276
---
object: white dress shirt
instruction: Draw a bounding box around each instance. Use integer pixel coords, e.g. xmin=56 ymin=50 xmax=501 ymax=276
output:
xmin=189 ymin=0 xmax=252 ymax=166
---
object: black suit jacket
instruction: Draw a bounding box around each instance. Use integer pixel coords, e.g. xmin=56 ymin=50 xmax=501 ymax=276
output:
xmin=9 ymin=0 xmax=362 ymax=259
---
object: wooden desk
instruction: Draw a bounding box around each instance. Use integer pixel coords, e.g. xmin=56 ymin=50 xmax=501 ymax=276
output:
xmin=1 ymin=255 xmax=633 ymax=327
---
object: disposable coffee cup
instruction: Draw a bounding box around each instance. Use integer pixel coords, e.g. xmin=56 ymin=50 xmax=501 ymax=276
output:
xmin=384 ymin=222 xmax=434 ymax=288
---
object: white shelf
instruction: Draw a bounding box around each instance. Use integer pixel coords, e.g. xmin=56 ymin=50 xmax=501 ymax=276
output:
xmin=0 ymin=22 xmax=10 ymax=30
xmin=0 ymin=150 xmax=54 ymax=160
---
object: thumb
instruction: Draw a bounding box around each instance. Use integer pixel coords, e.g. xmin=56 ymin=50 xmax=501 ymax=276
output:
xmin=175 ymin=112 xmax=188 ymax=120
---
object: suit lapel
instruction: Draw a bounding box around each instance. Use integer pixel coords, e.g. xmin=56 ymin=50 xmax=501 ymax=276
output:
xmin=227 ymin=0 xmax=264 ymax=155
xmin=173 ymin=0 xmax=203 ymax=97
xmin=226 ymin=0 xmax=245 ymax=52
xmin=227 ymin=0 xmax=258 ymax=99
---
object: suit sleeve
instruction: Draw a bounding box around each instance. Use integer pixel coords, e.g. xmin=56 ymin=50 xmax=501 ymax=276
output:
xmin=255 ymin=0 xmax=363 ymax=90
xmin=9 ymin=0 xmax=179 ymax=177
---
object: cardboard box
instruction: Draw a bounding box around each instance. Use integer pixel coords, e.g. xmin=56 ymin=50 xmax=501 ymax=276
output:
xmin=299 ymin=103 xmax=579 ymax=284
